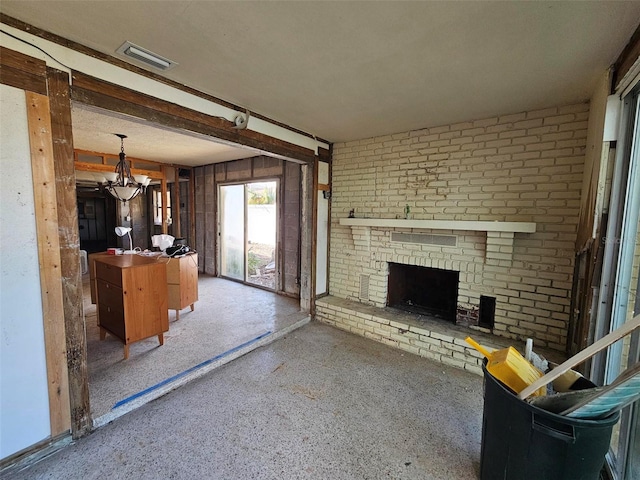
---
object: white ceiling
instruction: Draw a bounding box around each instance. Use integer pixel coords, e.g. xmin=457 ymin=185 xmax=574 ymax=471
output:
xmin=2 ymin=1 xmax=640 ymax=164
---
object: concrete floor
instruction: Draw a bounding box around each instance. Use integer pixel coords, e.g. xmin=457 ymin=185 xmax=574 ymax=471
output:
xmin=5 ymin=322 xmax=484 ymax=480
xmin=84 ymin=275 xmax=309 ymax=421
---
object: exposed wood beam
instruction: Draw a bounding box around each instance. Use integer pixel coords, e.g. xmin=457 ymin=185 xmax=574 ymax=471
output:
xmin=70 ymin=73 xmax=317 ymax=164
xmin=0 ymin=46 xmax=47 ymax=95
xmin=74 ymin=160 xmax=164 ymax=180
xmin=47 ymin=67 xmax=91 ymax=438
xmin=26 ymin=90 xmax=72 ymax=437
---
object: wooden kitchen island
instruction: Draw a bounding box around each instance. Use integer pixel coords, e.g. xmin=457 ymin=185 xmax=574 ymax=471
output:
xmin=93 ymin=254 xmax=169 ymax=359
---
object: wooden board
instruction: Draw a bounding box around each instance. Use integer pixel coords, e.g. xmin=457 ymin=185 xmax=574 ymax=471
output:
xmin=26 ymin=90 xmax=72 ymax=436
xmin=519 ymin=314 xmax=640 ymax=399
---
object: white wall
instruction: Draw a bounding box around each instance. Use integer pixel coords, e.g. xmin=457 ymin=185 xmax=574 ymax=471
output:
xmin=316 ymin=161 xmax=329 ymax=295
xmin=0 ymin=84 xmax=51 ymax=459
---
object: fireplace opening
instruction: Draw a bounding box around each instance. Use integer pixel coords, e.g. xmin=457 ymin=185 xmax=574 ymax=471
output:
xmin=387 ymin=263 xmax=459 ymax=322
xmin=479 ymin=295 xmax=496 ymax=329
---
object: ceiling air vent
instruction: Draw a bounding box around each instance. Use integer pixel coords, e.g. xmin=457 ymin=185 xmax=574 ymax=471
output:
xmin=116 ymin=41 xmax=178 ymax=71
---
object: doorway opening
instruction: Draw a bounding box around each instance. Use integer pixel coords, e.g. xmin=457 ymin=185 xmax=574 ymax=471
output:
xmin=220 ymin=181 xmax=278 ymax=291
xmin=69 ymin=101 xmax=311 ymax=425
xmin=77 ymin=191 xmax=117 ymax=254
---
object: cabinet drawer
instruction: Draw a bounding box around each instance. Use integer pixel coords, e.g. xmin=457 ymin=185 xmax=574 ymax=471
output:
xmin=95 ymin=261 xmax=123 ymax=287
xmin=98 ymin=302 xmax=125 ymax=341
xmin=97 ymin=279 xmax=124 ymax=309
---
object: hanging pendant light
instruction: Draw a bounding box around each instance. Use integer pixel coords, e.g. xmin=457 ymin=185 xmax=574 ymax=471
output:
xmin=103 ymin=134 xmax=150 ymax=202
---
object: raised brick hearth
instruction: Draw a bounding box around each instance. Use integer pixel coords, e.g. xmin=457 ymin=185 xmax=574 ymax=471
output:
xmin=316 ymin=296 xmax=564 ymax=375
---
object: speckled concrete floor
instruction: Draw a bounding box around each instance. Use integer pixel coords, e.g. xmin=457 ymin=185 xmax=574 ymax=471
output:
xmin=84 ymin=275 xmax=308 ymax=419
xmin=7 ymin=322 xmax=483 ymax=480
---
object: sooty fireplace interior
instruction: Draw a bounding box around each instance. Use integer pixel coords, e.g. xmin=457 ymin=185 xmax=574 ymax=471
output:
xmin=387 ymin=263 xmax=459 ymax=322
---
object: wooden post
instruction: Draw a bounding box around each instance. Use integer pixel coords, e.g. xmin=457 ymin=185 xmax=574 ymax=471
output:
xmin=161 ymin=166 xmax=168 ymax=234
xmin=299 ymin=161 xmax=315 ymax=313
xmin=189 ymin=169 xmax=196 ymax=250
xmin=26 ymin=90 xmax=72 ymax=437
xmin=174 ymin=167 xmax=181 ymax=239
xmin=47 ymin=67 xmax=91 ymax=437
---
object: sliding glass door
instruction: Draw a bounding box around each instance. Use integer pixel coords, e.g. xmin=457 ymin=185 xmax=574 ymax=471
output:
xmin=219 ymin=181 xmax=277 ymax=290
xmin=220 ymin=184 xmax=245 ymax=281
xmin=594 ymin=87 xmax=640 ymax=480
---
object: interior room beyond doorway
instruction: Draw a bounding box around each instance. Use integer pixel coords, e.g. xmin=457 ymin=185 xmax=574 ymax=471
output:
xmin=84 ymin=273 xmax=308 ymax=420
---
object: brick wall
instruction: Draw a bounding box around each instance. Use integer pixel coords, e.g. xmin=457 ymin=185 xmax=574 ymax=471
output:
xmin=328 ymin=103 xmax=588 ymax=351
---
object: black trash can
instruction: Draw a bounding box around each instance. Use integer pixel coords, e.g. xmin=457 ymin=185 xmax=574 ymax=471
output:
xmin=481 ymin=361 xmax=620 ymax=480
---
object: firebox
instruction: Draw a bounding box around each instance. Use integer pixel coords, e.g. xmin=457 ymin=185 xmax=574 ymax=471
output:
xmin=387 ymin=263 xmax=459 ymax=322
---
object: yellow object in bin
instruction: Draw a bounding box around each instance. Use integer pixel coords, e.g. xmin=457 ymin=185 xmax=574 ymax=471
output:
xmin=465 ymin=337 xmax=546 ymax=397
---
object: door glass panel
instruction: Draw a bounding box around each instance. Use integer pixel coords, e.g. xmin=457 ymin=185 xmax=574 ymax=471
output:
xmin=246 ymin=181 xmax=277 ymax=290
xmin=220 ymin=184 xmax=245 ymax=281
xmin=602 ymin=92 xmax=640 ymax=480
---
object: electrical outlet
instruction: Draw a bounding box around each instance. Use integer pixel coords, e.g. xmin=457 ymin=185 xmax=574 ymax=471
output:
xmin=125 ymin=215 xmax=131 ymax=222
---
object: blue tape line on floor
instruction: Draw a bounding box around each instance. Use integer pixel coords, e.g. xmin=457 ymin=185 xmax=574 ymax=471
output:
xmin=112 ymin=331 xmax=272 ymax=410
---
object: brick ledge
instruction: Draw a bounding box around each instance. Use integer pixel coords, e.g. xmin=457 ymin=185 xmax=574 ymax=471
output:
xmin=316 ymin=295 xmax=565 ymax=375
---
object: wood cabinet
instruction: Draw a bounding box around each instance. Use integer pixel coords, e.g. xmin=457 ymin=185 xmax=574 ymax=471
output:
xmin=94 ymin=254 xmax=169 ymax=359
xmin=166 ymin=252 xmax=198 ymax=319
xmin=88 ymin=252 xmax=108 ymax=305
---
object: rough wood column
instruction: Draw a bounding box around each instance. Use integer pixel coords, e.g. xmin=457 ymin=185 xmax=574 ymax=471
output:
xmin=47 ymin=67 xmax=91 ymax=437
xmin=300 ymin=161 xmax=315 ymax=313
xmin=173 ymin=167 xmax=181 ymax=238
xmin=194 ymin=167 xmax=205 ymax=272
xmin=204 ymin=164 xmax=216 ymax=275
xmin=189 ymin=170 xmax=196 ymax=249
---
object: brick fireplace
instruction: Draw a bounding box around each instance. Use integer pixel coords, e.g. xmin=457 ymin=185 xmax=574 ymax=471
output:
xmin=318 ymin=103 xmax=588 ymax=362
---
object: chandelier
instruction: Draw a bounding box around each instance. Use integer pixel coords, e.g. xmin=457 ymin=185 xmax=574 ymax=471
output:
xmin=103 ymin=134 xmax=151 ymax=202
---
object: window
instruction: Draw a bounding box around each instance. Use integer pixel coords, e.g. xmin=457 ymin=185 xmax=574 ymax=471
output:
xmin=153 ymin=189 xmax=171 ymax=226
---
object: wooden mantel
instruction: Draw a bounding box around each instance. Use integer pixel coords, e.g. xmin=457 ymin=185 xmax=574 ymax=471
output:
xmin=339 ymin=218 xmax=536 ymax=233
xmin=338 ymin=218 xmax=537 ymax=262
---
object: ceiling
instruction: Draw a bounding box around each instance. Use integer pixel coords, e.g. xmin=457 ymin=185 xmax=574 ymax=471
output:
xmin=2 ymin=1 xmax=640 ymax=164
xmin=71 ymin=104 xmax=257 ymax=166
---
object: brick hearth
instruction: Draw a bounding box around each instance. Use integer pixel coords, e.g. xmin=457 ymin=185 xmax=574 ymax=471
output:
xmin=316 ymin=295 xmax=565 ymax=375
